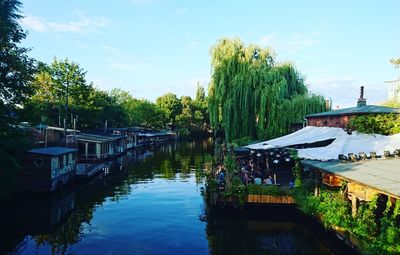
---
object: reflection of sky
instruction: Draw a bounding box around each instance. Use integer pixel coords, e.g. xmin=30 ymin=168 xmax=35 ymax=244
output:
xmin=68 ymin=174 xmax=208 ymax=255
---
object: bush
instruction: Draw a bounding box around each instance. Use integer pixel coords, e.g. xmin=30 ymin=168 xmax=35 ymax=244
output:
xmin=247 ymin=184 xmax=289 ymax=196
xmin=348 ymin=113 xmax=400 ymax=135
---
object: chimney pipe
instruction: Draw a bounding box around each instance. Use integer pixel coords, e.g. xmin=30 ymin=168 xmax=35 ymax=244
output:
xmin=357 ymin=86 xmax=367 ymax=107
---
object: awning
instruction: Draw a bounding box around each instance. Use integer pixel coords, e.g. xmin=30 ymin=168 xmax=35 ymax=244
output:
xmin=246 ymin=126 xmax=346 ymax=150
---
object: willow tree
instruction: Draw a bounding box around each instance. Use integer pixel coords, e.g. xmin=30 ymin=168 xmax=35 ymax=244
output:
xmin=208 ymin=38 xmax=327 ymax=141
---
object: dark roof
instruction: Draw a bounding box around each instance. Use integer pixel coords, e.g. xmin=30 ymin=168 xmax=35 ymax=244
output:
xmin=27 ymin=147 xmax=77 ymax=156
xmin=305 ymin=105 xmax=400 ymax=118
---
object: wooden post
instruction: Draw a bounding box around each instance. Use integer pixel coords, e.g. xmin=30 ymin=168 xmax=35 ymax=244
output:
xmin=314 ymin=170 xmax=320 ymax=196
xmin=314 ymin=184 xmax=320 ymax=197
xmin=351 ymin=195 xmax=358 ymax=217
xmin=274 ymin=174 xmax=277 ymax=186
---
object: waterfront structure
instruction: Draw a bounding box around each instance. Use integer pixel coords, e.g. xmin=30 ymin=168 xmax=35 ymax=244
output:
xmin=302 ymin=159 xmax=400 ymax=216
xmin=75 ymin=133 xmax=126 ymax=162
xmin=18 ymin=147 xmax=77 ymax=192
xmin=387 ymin=77 xmax=400 ymax=102
xmin=33 ymin=125 xmax=78 ymax=147
xmin=305 ymin=86 xmax=400 ymax=128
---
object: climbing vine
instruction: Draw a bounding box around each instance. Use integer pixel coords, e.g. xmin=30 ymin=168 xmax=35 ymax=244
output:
xmin=208 ymin=38 xmax=327 ymax=141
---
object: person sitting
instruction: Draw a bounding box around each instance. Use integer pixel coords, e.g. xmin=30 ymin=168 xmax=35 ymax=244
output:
xmin=217 ymin=170 xmax=225 ymax=190
xmin=254 ymin=177 xmax=262 ymax=185
xmin=264 ymin=175 xmax=274 ymax=185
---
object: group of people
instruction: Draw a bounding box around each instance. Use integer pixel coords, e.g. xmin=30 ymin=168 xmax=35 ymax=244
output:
xmin=215 ymin=156 xmax=276 ymax=191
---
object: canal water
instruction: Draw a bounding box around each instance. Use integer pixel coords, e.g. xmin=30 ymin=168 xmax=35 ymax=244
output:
xmin=0 ymin=140 xmax=335 ymax=255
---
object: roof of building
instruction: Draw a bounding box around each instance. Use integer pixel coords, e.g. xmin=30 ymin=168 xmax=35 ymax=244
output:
xmin=35 ymin=125 xmax=79 ymax=133
xmin=305 ymin=105 xmax=400 ymax=118
xmin=27 ymin=147 xmax=77 ymax=156
xmin=75 ymin=133 xmax=120 ymax=143
xmin=302 ymin=159 xmax=400 ymax=199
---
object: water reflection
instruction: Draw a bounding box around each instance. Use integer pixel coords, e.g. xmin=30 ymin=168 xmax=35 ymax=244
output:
xmin=206 ymin=208 xmax=333 ymax=255
xmin=0 ymin=139 xmax=335 ymax=255
xmin=0 ymin=139 xmax=213 ymax=255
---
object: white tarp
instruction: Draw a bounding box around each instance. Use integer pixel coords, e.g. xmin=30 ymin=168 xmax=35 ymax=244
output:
xmin=245 ymin=126 xmax=400 ymax=161
xmin=246 ymin=126 xmax=346 ymax=150
xmin=298 ymin=132 xmax=400 ymax=161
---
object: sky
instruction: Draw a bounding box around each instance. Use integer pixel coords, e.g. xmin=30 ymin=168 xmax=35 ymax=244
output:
xmin=19 ymin=0 xmax=400 ymax=108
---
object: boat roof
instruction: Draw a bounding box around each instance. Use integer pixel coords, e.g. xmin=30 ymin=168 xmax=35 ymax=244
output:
xmin=27 ymin=147 xmax=77 ymax=156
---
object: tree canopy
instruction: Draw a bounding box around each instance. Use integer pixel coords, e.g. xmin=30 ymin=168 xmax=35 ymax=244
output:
xmin=390 ymin=58 xmax=400 ymax=68
xmin=208 ymin=38 xmax=327 ymax=141
xmin=0 ymin=0 xmax=35 ymax=199
xmin=156 ymin=93 xmax=182 ymax=124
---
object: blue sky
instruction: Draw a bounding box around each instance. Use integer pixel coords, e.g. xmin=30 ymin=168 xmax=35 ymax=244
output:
xmin=20 ymin=0 xmax=399 ymax=108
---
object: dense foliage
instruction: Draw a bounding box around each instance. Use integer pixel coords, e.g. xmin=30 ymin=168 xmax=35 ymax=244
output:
xmin=292 ymin=184 xmax=400 ymax=255
xmin=208 ymin=38 xmax=327 ymax=141
xmin=348 ymin=113 xmax=400 ymax=135
xmin=20 ymin=59 xmax=210 ymax=132
xmin=0 ymin=0 xmax=35 ymax=199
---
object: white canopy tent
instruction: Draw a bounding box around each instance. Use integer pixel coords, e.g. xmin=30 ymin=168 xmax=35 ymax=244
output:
xmin=298 ymin=132 xmax=400 ymax=161
xmin=245 ymin=126 xmax=400 ymax=161
xmin=246 ymin=126 xmax=346 ymax=150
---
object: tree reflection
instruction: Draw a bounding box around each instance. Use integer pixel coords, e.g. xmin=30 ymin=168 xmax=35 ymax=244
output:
xmin=2 ymin=140 xmax=214 ymax=254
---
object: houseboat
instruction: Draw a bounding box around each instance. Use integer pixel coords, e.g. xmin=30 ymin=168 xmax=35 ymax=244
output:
xmin=75 ymin=133 xmax=127 ymax=178
xmin=18 ymin=147 xmax=77 ymax=192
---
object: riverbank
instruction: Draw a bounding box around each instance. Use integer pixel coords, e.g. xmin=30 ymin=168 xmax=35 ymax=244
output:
xmin=204 ymin=148 xmax=400 ymax=255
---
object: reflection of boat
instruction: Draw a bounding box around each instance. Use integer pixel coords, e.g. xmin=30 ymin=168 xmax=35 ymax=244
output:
xmin=138 ymin=150 xmax=154 ymax=160
xmin=0 ymin=190 xmax=76 ymax=254
xmin=75 ymin=162 xmax=106 ymax=178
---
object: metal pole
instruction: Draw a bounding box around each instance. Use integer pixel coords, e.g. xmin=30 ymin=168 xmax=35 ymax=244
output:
xmin=64 ymin=78 xmax=69 ymax=146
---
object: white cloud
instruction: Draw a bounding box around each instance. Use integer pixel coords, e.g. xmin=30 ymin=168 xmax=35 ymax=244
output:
xmin=284 ymin=33 xmax=318 ymax=53
xmin=306 ymin=75 xmax=387 ymax=108
xmin=257 ymin=34 xmax=278 ymax=48
xmin=21 ymin=13 xmax=110 ymax=34
xmin=21 ymin=15 xmax=47 ymax=32
xmin=174 ymin=8 xmax=187 ymax=16
xmin=257 ymin=32 xmax=319 ymax=53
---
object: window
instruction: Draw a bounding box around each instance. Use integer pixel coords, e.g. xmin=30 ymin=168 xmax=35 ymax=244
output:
xmin=51 ymin=157 xmax=59 ymax=170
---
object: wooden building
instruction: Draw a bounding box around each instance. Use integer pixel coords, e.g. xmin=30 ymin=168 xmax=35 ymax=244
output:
xmin=18 ymin=147 xmax=77 ymax=192
xmin=305 ymin=87 xmax=400 ymax=128
xmin=302 ymin=159 xmax=400 ymax=216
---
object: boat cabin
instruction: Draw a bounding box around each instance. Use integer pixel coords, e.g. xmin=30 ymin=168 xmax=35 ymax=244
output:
xmin=18 ymin=147 xmax=77 ymax=192
xmin=76 ymin=133 xmax=127 ymax=162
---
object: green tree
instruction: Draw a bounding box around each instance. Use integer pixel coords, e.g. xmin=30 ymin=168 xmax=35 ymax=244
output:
xmin=348 ymin=113 xmax=400 ymax=135
xmin=195 ymin=82 xmax=206 ymax=102
xmin=0 ymin=0 xmax=36 ymax=199
xmin=156 ymin=93 xmax=182 ymax=123
xmin=208 ymin=38 xmax=327 ymax=141
xmin=390 ymin=58 xmax=400 ymax=67
xmin=129 ymin=99 xmax=165 ymax=128
xmin=193 ymin=83 xmax=208 ymax=129
xmin=21 ymin=59 xmax=131 ymax=130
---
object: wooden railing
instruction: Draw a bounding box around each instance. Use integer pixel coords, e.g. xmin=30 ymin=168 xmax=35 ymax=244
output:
xmin=247 ymin=194 xmax=295 ymax=204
